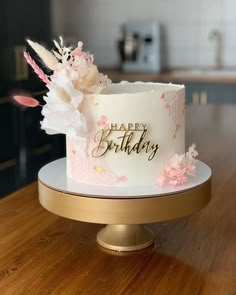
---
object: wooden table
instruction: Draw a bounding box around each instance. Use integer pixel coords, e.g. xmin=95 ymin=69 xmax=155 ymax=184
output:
xmin=0 ymin=105 xmax=235 ymax=295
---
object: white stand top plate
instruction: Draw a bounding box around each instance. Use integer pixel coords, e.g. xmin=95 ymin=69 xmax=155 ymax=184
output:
xmin=38 ymin=158 xmax=211 ymax=199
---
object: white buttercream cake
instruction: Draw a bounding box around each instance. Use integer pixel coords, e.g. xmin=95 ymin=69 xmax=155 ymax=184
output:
xmin=66 ymin=81 xmax=185 ymax=186
xmin=15 ymin=38 xmax=197 ymax=188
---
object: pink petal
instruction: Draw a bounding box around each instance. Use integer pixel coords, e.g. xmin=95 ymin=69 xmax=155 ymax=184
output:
xmin=181 ymin=177 xmax=188 ymax=184
xmin=118 ymin=176 xmax=127 ymax=183
xmin=100 ymin=115 xmax=107 ymax=122
xmin=97 ymin=121 xmax=103 ymax=126
xmin=176 ymin=168 xmax=186 ymax=177
xmin=169 ymin=179 xmax=178 ymax=186
xmin=13 ymin=95 xmax=39 ymax=107
xmin=169 ymin=169 xmax=178 ymax=178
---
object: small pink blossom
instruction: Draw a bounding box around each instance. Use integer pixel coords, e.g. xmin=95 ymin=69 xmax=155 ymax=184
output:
xmin=156 ymin=144 xmax=198 ymax=187
xmin=118 ymin=176 xmax=127 ymax=183
xmin=70 ymin=42 xmax=94 ymax=63
xmin=163 ymin=102 xmax=169 ymax=109
xmin=97 ymin=115 xmax=109 ymax=129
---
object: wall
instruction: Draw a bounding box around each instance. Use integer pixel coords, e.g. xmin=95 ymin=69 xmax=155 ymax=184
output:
xmin=51 ymin=0 xmax=236 ymax=69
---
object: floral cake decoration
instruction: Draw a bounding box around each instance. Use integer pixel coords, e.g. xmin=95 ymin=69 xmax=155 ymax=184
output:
xmin=157 ymin=144 xmax=198 ymax=186
xmin=13 ymin=37 xmax=111 ymax=154
xmin=13 ymin=37 xmax=198 ymax=187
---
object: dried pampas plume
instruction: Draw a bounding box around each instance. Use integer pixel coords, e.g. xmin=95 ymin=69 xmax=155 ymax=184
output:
xmin=24 ymin=52 xmax=49 ymax=84
xmin=57 ymin=87 xmax=71 ymax=103
xmin=27 ymin=39 xmax=58 ymax=71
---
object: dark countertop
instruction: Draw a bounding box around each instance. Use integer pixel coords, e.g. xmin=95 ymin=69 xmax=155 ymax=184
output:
xmin=101 ymin=68 xmax=236 ymax=83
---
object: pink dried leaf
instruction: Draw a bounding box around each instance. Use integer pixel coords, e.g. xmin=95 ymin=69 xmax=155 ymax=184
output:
xmin=13 ymin=95 xmax=39 ymax=107
xmin=24 ymin=52 xmax=50 ymax=84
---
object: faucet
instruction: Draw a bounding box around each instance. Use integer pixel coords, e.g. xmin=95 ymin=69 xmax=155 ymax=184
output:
xmin=208 ymin=30 xmax=222 ymax=70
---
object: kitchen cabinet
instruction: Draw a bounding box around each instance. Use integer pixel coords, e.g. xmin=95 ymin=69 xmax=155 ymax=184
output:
xmin=0 ymin=160 xmax=18 ymax=198
xmin=0 ymin=72 xmax=65 ymax=198
xmin=185 ymin=82 xmax=236 ymax=105
xmin=104 ymin=68 xmax=236 ymax=105
xmin=0 ymin=0 xmax=60 ymax=197
xmin=3 ymin=0 xmax=51 ymax=45
xmin=0 ymin=92 xmax=65 ymax=198
xmin=0 ymin=97 xmax=18 ymax=197
xmin=16 ymin=92 xmax=65 ymax=187
xmin=0 ymin=0 xmax=51 ymax=96
xmin=0 ymin=97 xmax=18 ymax=162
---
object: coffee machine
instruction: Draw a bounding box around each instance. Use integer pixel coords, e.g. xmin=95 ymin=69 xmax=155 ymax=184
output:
xmin=118 ymin=21 xmax=162 ymax=73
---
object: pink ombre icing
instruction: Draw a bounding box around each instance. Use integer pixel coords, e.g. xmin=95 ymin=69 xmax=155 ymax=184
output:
xmin=161 ymin=88 xmax=185 ymax=128
xmin=67 ymin=137 xmax=120 ymax=185
xmin=156 ymin=144 xmax=198 ymax=187
xmin=66 ymin=100 xmax=122 ymax=186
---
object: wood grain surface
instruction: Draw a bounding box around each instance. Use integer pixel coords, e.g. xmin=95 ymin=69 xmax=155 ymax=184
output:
xmin=0 ymin=104 xmax=235 ymax=295
xmin=101 ymin=68 xmax=236 ymax=84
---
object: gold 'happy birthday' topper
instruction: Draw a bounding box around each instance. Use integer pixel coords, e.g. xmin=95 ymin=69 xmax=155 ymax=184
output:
xmin=92 ymin=123 xmax=159 ymax=161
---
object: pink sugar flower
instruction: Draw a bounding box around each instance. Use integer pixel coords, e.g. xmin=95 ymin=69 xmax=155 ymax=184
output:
xmin=97 ymin=115 xmax=109 ymax=129
xmin=156 ymin=144 xmax=198 ymax=187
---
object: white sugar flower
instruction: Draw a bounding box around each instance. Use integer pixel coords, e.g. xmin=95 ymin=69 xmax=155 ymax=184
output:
xmin=48 ymin=73 xmax=84 ymax=108
xmin=41 ymin=72 xmax=88 ymax=154
xmin=22 ymin=38 xmax=112 ymax=154
xmin=157 ymin=144 xmax=198 ymax=187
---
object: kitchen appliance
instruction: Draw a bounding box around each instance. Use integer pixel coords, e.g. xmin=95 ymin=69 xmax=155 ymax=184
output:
xmin=118 ymin=21 xmax=162 ymax=73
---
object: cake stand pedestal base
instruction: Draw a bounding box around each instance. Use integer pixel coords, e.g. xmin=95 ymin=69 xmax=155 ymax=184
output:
xmin=97 ymin=224 xmax=154 ymax=252
xmin=38 ymin=158 xmax=211 ymax=252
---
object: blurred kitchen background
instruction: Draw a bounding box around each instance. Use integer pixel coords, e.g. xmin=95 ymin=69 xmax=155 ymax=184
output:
xmin=52 ymin=0 xmax=236 ymax=69
xmin=1 ymin=0 xmax=236 ymax=197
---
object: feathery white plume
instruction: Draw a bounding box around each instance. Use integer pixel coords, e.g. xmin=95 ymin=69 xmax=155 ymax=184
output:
xmin=27 ymin=39 xmax=58 ymax=71
xmin=53 ymin=40 xmax=63 ymax=54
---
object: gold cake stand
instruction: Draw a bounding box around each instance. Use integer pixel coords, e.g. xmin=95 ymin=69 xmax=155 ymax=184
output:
xmin=38 ymin=158 xmax=211 ymax=252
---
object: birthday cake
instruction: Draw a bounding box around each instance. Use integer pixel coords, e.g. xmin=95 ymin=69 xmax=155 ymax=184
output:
xmin=13 ymin=38 xmax=198 ymax=187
